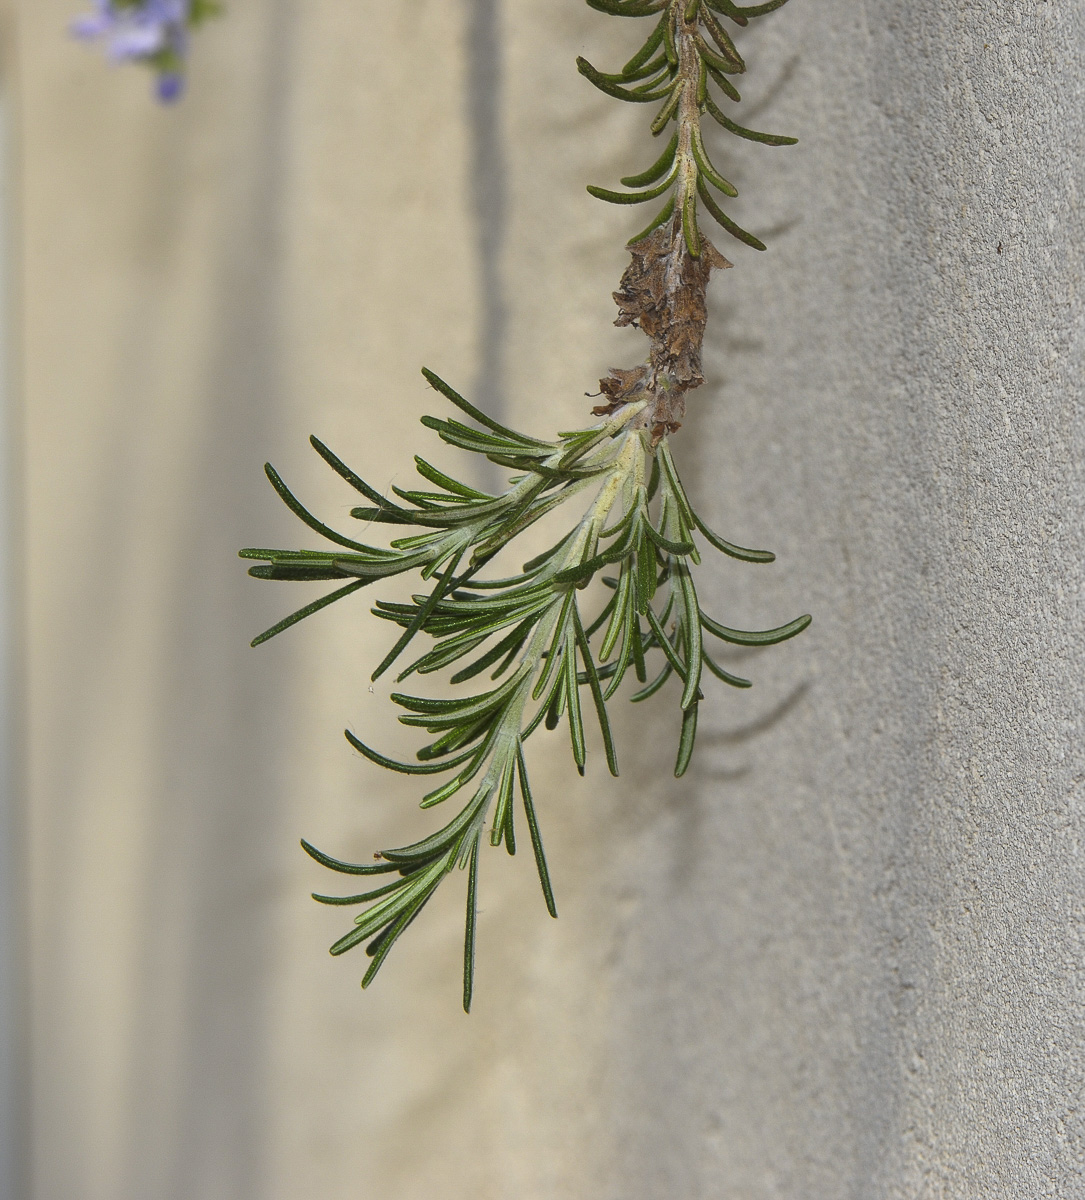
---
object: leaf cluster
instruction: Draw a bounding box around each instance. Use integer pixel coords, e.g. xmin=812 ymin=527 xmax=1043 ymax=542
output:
xmin=578 ymin=0 xmax=795 ymax=252
xmin=242 ymin=371 xmax=810 ymax=1008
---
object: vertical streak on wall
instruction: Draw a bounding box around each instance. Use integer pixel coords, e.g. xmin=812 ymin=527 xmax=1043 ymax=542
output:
xmin=465 ymin=0 xmax=508 ymax=453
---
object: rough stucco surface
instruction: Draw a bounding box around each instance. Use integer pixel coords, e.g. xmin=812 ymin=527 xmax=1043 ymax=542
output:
xmin=16 ymin=1 xmax=1085 ymax=1197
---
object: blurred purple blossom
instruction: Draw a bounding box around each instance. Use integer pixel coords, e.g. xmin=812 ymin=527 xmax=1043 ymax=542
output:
xmin=155 ymin=71 xmax=185 ymax=102
xmin=71 ymin=0 xmax=191 ymax=103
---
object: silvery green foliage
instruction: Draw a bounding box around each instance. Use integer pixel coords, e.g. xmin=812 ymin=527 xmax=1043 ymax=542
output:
xmin=243 ymin=0 xmax=805 ymax=1010
xmin=579 ymin=0 xmax=796 ymax=252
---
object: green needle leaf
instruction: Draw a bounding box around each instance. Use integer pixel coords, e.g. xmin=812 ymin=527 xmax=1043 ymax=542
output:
xmin=564 ymin=641 xmax=587 ymax=774
xmin=704 ymin=60 xmax=741 ymax=102
xmin=249 ymin=577 xmax=371 ymax=647
xmin=702 ymin=650 xmax=753 ymax=688
xmin=309 ymin=436 xmax=415 ymax=519
xmin=263 ymin=463 xmax=384 ymax=554
xmin=631 ymin=614 xmax=648 ymax=682
xmin=700 ymin=5 xmax=745 ymax=68
xmin=413 ymin=456 xmax=492 ymax=500
xmin=692 ymin=126 xmax=739 ymax=197
xmin=717 ymin=0 xmax=791 ymax=17
xmin=620 ymin=133 xmax=679 ymax=187
xmin=421 ymin=368 xmax=553 ymax=449
xmin=586 ymin=0 xmax=667 ymax=15
xmin=578 ymin=56 xmax=673 ymax=102
xmin=344 ymin=728 xmax=478 ymax=775
xmin=682 ymin=184 xmax=702 ymax=257
xmin=371 ymin=552 xmax=463 ymax=681
xmin=621 ymin=15 xmax=667 ymax=73
xmin=463 ymin=837 xmax=480 ymax=1012
xmin=690 ymin=506 xmax=775 ymax=560
xmin=361 ymin=888 xmax=439 ymax=986
xmin=695 ymin=31 xmax=743 ymax=76
xmin=630 ymin=660 xmax=673 ymax=702
xmin=649 ymin=82 xmax=683 ymax=134
xmin=627 ymin=195 xmax=677 ymax=246
xmin=489 ymin=755 xmax=517 ymax=847
xmin=518 ymin=747 xmax=557 ymax=917
xmin=300 ymin=839 xmax=401 ymax=876
xmin=644 ymin=521 xmax=696 ymax=556
xmin=645 ymin=605 xmax=689 ymax=681
xmin=701 ymin=611 xmax=812 ymax=645
xmin=675 ymin=700 xmax=698 ymax=777
xmin=312 ymin=879 xmax=405 ymax=906
xmin=587 ymin=172 xmax=678 ymax=205
xmin=677 ymin=567 xmax=704 ymax=710
xmin=574 ymin=608 xmax=620 ymax=776
xmin=696 ymin=178 xmax=767 ymax=250
xmin=704 ymin=93 xmax=797 ymax=145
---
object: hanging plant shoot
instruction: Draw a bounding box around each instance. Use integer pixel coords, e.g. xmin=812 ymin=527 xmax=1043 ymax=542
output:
xmin=242 ymin=0 xmax=808 ymax=1011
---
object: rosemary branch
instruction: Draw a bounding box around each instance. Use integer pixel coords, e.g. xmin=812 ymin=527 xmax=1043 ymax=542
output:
xmin=242 ymin=0 xmax=804 ymax=1009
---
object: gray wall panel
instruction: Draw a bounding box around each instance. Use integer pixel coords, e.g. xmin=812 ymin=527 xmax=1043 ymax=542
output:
xmin=16 ymin=1 xmax=1085 ymax=1196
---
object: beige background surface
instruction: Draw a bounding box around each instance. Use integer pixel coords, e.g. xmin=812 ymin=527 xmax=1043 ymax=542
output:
xmin=13 ymin=1 xmax=1085 ymax=1197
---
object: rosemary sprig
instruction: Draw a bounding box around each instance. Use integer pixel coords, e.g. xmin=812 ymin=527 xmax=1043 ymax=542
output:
xmin=243 ymin=0 xmax=805 ymax=1009
xmin=242 ymin=373 xmax=809 ymax=1009
xmin=578 ymin=0 xmax=796 ymax=253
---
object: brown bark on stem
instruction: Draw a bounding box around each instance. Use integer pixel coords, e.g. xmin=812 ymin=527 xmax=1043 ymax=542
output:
xmin=592 ymin=0 xmax=731 ymax=442
xmin=593 ymin=216 xmax=731 ymax=442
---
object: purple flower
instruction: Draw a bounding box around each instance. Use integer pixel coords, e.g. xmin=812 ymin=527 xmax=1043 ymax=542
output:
xmin=155 ymin=72 xmax=185 ymax=102
xmin=71 ymin=0 xmax=191 ymax=103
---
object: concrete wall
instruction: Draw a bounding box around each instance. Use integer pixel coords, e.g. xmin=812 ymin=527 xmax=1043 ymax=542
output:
xmin=15 ymin=1 xmax=1085 ymax=1196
